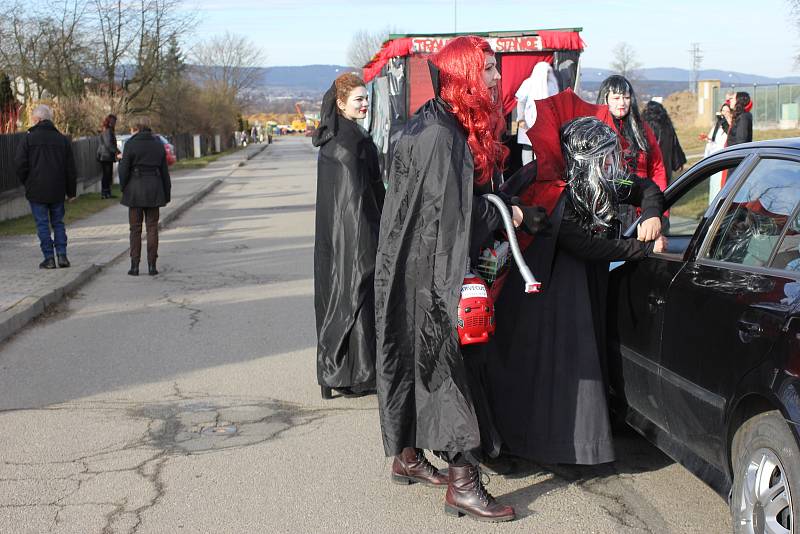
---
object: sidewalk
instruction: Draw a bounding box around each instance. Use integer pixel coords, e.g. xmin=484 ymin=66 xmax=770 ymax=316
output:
xmin=0 ymin=143 xmax=268 ymax=344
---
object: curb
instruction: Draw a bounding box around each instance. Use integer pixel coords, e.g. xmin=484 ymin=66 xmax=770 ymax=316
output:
xmin=0 ymin=151 xmax=251 ymax=346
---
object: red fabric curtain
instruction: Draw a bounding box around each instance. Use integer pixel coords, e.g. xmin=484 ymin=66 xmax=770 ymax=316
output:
xmin=538 ymin=30 xmax=585 ymax=51
xmin=499 ymin=53 xmax=554 ymax=115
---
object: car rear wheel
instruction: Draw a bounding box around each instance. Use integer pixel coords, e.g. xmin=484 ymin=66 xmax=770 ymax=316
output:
xmin=732 ymin=410 xmax=799 ymax=534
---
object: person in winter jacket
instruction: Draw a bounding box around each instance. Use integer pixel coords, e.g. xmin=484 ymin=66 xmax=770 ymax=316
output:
xmin=14 ymin=104 xmax=77 ymax=269
xmin=118 ymin=116 xmax=171 ymax=276
xmin=726 ymin=91 xmax=753 ymax=147
xmin=97 ymin=114 xmax=121 ymax=198
xmin=312 ymin=72 xmax=384 ymax=400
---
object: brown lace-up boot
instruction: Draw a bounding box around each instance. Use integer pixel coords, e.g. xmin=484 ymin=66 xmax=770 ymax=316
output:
xmin=391 ymin=447 xmax=448 ymax=487
xmin=444 ymin=464 xmax=515 ymax=522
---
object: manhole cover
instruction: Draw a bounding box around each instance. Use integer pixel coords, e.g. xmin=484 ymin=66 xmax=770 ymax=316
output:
xmin=200 ymin=425 xmax=238 ymax=436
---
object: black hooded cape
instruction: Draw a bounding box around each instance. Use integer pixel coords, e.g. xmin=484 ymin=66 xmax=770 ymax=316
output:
xmin=374 ymin=66 xmax=504 ymax=460
xmin=313 ymin=83 xmax=385 ymax=391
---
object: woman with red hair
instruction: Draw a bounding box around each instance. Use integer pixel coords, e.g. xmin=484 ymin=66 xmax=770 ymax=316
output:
xmin=374 ymin=36 xmax=547 ymax=523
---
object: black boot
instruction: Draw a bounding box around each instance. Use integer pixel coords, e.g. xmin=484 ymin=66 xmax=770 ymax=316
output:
xmin=321 ymin=386 xmax=333 ymax=400
xmin=57 ymin=254 xmax=70 ymax=268
xmin=39 ymin=257 xmax=56 ymax=269
xmin=128 ymin=259 xmax=139 ymax=276
xmin=148 ymin=261 xmax=158 ymax=276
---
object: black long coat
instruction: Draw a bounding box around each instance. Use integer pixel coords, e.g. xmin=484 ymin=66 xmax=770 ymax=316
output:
xmin=312 ymin=87 xmax=385 ymax=391
xmin=375 ymin=95 xmax=504 ymax=460
xmin=119 ymin=130 xmax=171 ymax=208
xmin=486 ymin=176 xmax=663 ymax=465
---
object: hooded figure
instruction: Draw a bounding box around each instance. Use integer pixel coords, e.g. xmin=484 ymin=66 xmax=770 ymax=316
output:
xmin=375 ymin=36 xmax=548 ymax=523
xmin=486 ymin=91 xmax=664 ymax=465
xmin=312 ymin=73 xmax=385 ymax=399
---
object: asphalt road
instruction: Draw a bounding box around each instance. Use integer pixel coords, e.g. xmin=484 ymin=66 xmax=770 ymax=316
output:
xmin=0 ymin=136 xmax=733 ymax=534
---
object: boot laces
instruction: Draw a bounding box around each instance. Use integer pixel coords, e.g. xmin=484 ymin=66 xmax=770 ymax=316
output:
xmin=415 ymin=450 xmax=438 ymax=476
xmin=472 ymin=467 xmax=495 ymax=505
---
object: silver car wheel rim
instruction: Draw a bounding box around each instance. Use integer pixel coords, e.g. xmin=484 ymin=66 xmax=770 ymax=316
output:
xmin=737 ymin=448 xmax=792 ymax=534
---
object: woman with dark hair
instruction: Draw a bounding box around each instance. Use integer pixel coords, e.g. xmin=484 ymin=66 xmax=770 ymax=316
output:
xmin=597 ymin=76 xmax=667 ymax=192
xmin=642 ymin=100 xmax=687 ymax=186
xmin=97 ymin=114 xmax=121 ymax=199
xmin=726 ymin=91 xmax=753 ymax=146
xmin=313 ymin=72 xmax=385 ymax=401
xmin=375 ymin=36 xmax=546 ymax=522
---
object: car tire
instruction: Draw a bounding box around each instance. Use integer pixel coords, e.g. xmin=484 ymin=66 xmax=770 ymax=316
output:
xmin=731 ymin=410 xmax=799 ymax=534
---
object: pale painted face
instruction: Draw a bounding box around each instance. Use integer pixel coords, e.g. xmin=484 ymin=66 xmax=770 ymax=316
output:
xmin=607 ymin=91 xmax=631 ymax=119
xmin=337 ymin=86 xmax=368 ymax=121
xmin=482 ymin=52 xmax=501 ymax=89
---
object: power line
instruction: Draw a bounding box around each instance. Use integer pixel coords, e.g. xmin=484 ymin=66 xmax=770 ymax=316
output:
xmin=689 ymin=42 xmax=703 ymax=93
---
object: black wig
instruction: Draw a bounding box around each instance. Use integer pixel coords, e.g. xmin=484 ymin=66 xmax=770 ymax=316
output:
xmin=596 ymin=75 xmax=649 ymax=154
xmin=560 ymin=116 xmax=627 ymax=231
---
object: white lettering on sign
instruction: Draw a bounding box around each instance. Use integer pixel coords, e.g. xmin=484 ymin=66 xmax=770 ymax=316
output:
xmin=461 ymin=283 xmax=488 ymax=299
xmin=410 ymin=36 xmax=543 ymax=54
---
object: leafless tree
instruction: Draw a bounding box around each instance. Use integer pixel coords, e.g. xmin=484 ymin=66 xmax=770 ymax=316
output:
xmin=191 ymin=32 xmax=265 ymax=97
xmin=346 ymin=26 xmax=397 ymax=69
xmin=610 ymin=42 xmax=642 ymax=81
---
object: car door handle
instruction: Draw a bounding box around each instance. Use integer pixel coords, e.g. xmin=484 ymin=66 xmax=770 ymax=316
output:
xmin=647 ymin=293 xmax=665 ymax=313
xmin=737 ymin=319 xmax=763 ymax=338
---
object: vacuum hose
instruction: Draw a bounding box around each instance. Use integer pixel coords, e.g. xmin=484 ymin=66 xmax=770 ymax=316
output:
xmin=482 ymin=193 xmax=542 ymax=294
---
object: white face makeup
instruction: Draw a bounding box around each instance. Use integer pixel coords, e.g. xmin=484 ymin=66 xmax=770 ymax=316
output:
xmin=607 ymin=91 xmax=631 ymax=119
xmin=482 ymin=53 xmax=501 ymax=89
xmin=337 ymin=86 xmax=369 ymax=121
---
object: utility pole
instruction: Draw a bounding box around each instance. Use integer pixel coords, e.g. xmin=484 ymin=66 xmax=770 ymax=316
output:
xmin=689 ymin=42 xmax=703 ymax=94
xmin=454 ymin=0 xmax=457 ymax=32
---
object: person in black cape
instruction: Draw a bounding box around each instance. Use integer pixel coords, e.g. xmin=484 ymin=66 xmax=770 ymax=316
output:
xmin=642 ymin=100 xmax=687 ymax=186
xmin=374 ymin=36 xmax=547 ymax=523
xmin=487 ymin=113 xmax=666 ymax=467
xmin=312 ymin=73 xmax=385 ymax=400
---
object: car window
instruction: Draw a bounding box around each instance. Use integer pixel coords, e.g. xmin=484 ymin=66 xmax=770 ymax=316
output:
xmin=705 ymin=158 xmax=800 ymax=267
xmin=770 ymin=211 xmax=800 ymax=272
xmin=664 ymin=161 xmax=741 ymax=238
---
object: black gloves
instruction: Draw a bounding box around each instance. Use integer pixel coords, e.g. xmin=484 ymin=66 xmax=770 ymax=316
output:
xmin=518 ymin=205 xmax=551 ymax=235
xmin=495 ymin=192 xmax=551 ymax=236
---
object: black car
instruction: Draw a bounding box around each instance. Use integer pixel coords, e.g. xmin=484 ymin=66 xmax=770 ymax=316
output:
xmin=608 ymin=138 xmax=800 ymax=533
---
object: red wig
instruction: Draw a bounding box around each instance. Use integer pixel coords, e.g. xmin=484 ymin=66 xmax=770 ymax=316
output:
xmin=431 ymin=36 xmax=508 ymax=185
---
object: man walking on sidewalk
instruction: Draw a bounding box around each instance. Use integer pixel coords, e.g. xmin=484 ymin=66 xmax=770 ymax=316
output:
xmin=15 ymin=105 xmax=77 ymax=269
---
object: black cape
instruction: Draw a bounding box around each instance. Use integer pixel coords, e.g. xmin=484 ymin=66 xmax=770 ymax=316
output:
xmin=487 ymin=176 xmax=663 ymax=465
xmin=313 ymin=84 xmax=385 ymax=390
xmin=375 ymin=89 xmax=506 ymax=459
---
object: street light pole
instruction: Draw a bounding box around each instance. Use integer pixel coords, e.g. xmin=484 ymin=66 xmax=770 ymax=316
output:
xmin=454 ymin=0 xmax=457 ymax=32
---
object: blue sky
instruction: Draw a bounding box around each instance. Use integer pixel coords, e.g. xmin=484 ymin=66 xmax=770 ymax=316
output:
xmin=189 ymin=0 xmax=799 ymax=77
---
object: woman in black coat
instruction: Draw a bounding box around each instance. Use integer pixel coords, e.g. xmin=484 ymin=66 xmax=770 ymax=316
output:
xmin=726 ymin=91 xmax=753 ymax=147
xmin=118 ymin=116 xmax=171 ymax=276
xmin=375 ymin=36 xmax=547 ymax=523
xmin=642 ymin=101 xmax=687 ymax=186
xmin=98 ymin=114 xmax=121 ymax=199
xmin=312 ymin=73 xmax=385 ymax=400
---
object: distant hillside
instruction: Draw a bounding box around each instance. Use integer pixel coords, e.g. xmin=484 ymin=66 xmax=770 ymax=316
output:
xmin=259 ymin=65 xmax=356 ymax=92
xmin=581 ymin=67 xmax=800 ymax=85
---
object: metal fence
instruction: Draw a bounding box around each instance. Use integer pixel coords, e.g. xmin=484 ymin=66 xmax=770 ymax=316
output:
xmin=713 ymin=84 xmax=800 ymax=128
xmin=2 ymin=130 xmax=239 ymax=195
xmin=0 ymin=133 xmax=25 ymax=193
xmin=0 ymin=133 xmax=102 ymax=195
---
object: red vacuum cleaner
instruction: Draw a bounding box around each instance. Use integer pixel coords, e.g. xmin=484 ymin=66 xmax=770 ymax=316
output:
xmin=457 ymin=193 xmax=541 ymax=346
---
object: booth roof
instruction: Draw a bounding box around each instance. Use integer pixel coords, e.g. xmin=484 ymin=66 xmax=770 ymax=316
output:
xmin=362 ymin=28 xmax=585 ymax=83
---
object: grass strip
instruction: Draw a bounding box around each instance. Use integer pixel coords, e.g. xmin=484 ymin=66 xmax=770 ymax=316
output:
xmin=0 ymin=184 xmax=122 ymax=237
